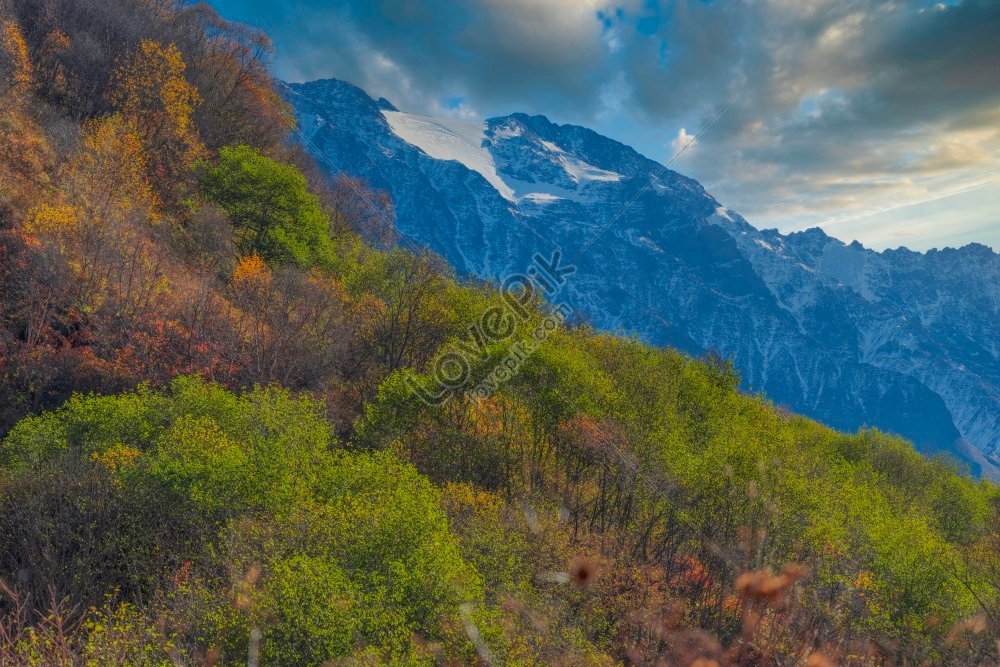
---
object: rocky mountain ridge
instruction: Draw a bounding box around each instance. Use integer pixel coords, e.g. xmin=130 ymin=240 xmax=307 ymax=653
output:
xmin=286 ymin=77 xmax=1000 ymax=476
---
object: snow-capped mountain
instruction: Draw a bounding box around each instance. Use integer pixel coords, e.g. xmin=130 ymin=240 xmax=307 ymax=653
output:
xmin=286 ymin=78 xmax=1000 ymax=476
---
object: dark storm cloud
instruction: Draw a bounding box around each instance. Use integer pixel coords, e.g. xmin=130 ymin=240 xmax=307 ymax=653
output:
xmin=214 ymin=0 xmax=999 ymax=142
xmin=211 ymin=0 xmax=1000 ymax=249
xmin=219 ymin=0 xmax=621 ymax=117
xmin=619 ymin=0 xmax=1000 ymax=137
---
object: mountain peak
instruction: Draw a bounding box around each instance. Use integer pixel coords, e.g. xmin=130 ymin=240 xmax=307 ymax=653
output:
xmin=285 ymin=78 xmax=383 ymax=118
xmin=288 ymin=77 xmax=1000 ymax=476
xmin=497 ymin=112 xmax=556 ymax=134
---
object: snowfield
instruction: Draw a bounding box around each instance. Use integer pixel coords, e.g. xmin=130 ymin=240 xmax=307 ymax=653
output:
xmin=382 ymin=110 xmax=623 ymax=206
xmin=381 ymin=111 xmax=517 ymax=202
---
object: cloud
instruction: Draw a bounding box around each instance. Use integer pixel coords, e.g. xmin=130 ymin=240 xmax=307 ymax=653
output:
xmin=210 ymin=0 xmax=1000 ymax=250
xmin=615 ymin=0 xmax=1000 ymax=249
xmin=670 ymin=128 xmax=697 ymax=157
xmin=217 ymin=0 xmax=636 ymax=118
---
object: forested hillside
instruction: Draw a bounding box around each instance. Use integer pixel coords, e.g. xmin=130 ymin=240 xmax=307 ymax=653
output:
xmin=0 ymin=1 xmax=997 ymax=664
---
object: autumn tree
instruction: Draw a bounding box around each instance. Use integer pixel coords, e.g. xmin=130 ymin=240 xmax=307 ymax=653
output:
xmin=0 ymin=16 xmax=32 ymax=111
xmin=2 ymin=0 xmax=289 ymax=152
xmin=0 ymin=16 xmax=51 ymax=221
xmin=327 ymin=174 xmax=398 ymax=248
xmin=110 ymin=38 xmax=204 ymax=202
xmin=19 ymin=111 xmax=176 ymax=397
xmin=226 ymin=254 xmax=357 ymax=390
xmin=178 ymin=4 xmax=292 ymax=151
xmin=27 ymin=115 xmax=158 ymax=301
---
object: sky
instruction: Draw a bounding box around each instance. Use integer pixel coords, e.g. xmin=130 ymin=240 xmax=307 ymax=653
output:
xmin=208 ymin=0 xmax=1000 ymax=252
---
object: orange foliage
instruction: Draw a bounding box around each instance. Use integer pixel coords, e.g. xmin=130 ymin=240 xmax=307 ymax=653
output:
xmin=0 ymin=113 xmax=52 ymax=218
xmin=43 ymin=28 xmax=71 ymax=53
xmin=232 ymin=253 xmax=272 ymax=287
xmin=721 ymin=594 xmax=742 ymax=618
xmin=0 ymin=19 xmax=33 ymax=110
xmin=0 ymin=17 xmax=49 ymax=218
xmin=0 ymin=0 xmax=338 ymax=435
xmin=677 ymin=556 xmax=713 ymax=592
xmin=556 ymin=414 xmax=620 ymax=461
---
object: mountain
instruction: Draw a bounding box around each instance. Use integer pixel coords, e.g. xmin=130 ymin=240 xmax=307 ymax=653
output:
xmin=285 ymin=78 xmax=1000 ymax=476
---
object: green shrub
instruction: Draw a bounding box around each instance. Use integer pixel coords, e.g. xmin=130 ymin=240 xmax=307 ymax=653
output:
xmin=261 ymin=555 xmax=360 ymax=665
xmin=197 ymin=145 xmax=335 ymax=267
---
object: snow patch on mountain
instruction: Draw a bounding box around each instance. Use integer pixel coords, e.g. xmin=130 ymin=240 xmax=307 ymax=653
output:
xmin=537 ymin=139 xmax=623 ymax=185
xmin=381 ymin=110 xmax=622 ymax=207
xmin=381 ymin=110 xmax=517 ymax=202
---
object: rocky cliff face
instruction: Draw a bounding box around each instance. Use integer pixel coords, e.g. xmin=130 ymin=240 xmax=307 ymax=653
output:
xmin=286 ymin=78 xmax=1000 ymax=476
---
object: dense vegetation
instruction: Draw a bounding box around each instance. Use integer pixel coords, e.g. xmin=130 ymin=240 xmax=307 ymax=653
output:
xmin=0 ymin=0 xmax=997 ymax=664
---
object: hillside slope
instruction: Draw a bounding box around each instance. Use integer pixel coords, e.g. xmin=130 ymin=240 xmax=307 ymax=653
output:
xmin=0 ymin=1 xmax=998 ymax=663
xmin=287 ymin=78 xmax=1000 ymax=476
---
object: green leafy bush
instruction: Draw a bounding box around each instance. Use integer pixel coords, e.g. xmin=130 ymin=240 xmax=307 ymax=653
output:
xmin=197 ymin=145 xmax=335 ymax=267
xmin=0 ymin=378 xmax=490 ymax=663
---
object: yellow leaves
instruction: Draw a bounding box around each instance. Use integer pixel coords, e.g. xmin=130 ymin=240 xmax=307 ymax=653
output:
xmin=112 ymin=39 xmax=199 ymax=123
xmin=26 ymin=203 xmax=79 ymax=234
xmin=110 ymin=39 xmax=205 ymax=174
xmin=91 ymin=444 xmax=142 ymax=474
xmin=161 ymin=75 xmax=198 ymax=135
xmin=81 ymin=114 xmax=144 ymax=158
xmin=80 ymin=114 xmax=147 ymax=173
xmin=73 ymin=115 xmax=159 ymax=224
xmin=853 ymin=570 xmax=875 ymax=592
xmin=442 ymin=482 xmax=505 ymax=515
xmin=26 ymin=116 xmax=161 ymax=305
xmin=0 ymin=18 xmax=32 ymax=109
xmin=153 ymin=275 xmax=173 ymax=296
xmin=233 ymin=253 xmax=272 ymax=287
